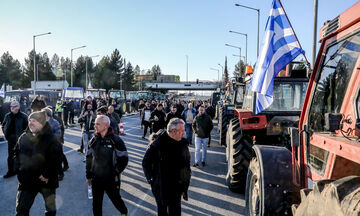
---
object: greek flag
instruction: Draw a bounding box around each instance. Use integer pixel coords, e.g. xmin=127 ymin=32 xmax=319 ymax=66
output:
xmin=249 ymin=0 xmax=305 ymax=114
xmin=0 ymin=84 xmax=4 ymax=98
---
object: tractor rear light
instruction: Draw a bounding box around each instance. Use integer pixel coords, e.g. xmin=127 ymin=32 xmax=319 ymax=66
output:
xmin=242 ymin=117 xmax=260 ymax=124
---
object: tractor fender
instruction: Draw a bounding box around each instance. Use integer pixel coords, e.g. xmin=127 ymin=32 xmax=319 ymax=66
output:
xmin=253 ymin=145 xmax=300 ymax=215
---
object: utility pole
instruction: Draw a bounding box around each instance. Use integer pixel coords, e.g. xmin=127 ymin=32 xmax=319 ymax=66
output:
xmin=312 ymin=0 xmax=318 ymax=68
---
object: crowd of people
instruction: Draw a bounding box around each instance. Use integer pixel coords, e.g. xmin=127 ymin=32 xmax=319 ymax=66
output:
xmin=2 ymin=94 xmax=217 ymax=216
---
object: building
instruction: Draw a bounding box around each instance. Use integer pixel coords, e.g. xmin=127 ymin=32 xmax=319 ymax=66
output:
xmin=135 ymin=74 xmax=180 ymax=83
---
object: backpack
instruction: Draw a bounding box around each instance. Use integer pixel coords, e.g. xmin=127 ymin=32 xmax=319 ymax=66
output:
xmin=109 ymin=137 xmax=128 ymax=175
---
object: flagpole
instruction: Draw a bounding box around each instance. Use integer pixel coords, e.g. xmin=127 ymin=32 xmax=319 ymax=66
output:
xmin=277 ymin=0 xmax=310 ymax=65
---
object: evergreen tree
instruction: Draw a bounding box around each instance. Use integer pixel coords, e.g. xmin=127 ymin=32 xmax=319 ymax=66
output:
xmin=224 ymin=57 xmax=229 ymax=86
xmin=73 ymin=56 xmax=86 ymax=87
xmin=233 ymin=60 xmax=246 ymax=78
xmin=134 ymin=65 xmax=141 ymax=75
xmin=60 ymin=57 xmax=71 ymax=85
xmin=0 ymin=52 xmax=23 ymax=89
xmin=151 ymin=64 xmax=161 ymax=80
xmin=122 ymin=62 xmax=136 ymax=90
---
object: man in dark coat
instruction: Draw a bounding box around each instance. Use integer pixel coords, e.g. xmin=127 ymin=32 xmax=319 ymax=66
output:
xmin=68 ymin=98 xmax=75 ymax=125
xmin=141 ymin=102 xmax=153 ymax=139
xmin=165 ymin=106 xmax=182 ymax=127
xmin=192 ymin=106 xmax=213 ymax=167
xmin=150 ymin=104 xmax=166 ymax=134
xmin=14 ymin=111 xmax=62 ymax=216
xmin=142 ymin=118 xmax=191 ymax=216
xmin=1 ymin=101 xmax=28 ymax=178
xmin=96 ymin=106 xmax=119 ymax=135
xmin=86 ymin=115 xmax=128 ymax=216
xmin=61 ymin=99 xmax=69 ymax=127
xmin=30 ymin=95 xmax=46 ymax=112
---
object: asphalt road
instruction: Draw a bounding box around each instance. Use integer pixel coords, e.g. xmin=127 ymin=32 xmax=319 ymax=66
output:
xmin=0 ymin=114 xmax=245 ymax=216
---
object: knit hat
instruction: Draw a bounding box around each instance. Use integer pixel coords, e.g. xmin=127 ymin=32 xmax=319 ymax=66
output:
xmin=29 ymin=111 xmax=47 ymax=125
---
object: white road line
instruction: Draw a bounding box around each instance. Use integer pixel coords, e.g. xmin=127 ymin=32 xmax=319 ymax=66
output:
xmin=129 ymin=189 xmax=152 ymax=216
xmin=64 ymin=149 xmax=76 ymax=155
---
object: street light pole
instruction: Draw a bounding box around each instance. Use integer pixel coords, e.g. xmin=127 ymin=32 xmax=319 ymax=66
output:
xmin=229 ymin=30 xmax=248 ymax=65
xmin=312 ymin=0 xmax=318 ymax=68
xmin=186 ymin=55 xmax=188 ymax=82
xmin=33 ymin=32 xmax=51 ymax=95
xmin=70 ymin=45 xmax=86 ymax=87
xmin=218 ymin=63 xmax=224 ymax=86
xmin=86 ymin=55 xmax=99 ymax=91
xmin=235 ymin=4 xmax=260 ymax=57
xmin=225 ymin=44 xmax=242 ymax=66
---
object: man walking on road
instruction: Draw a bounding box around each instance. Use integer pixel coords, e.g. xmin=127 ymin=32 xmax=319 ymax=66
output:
xmin=182 ymin=103 xmax=197 ymax=146
xmin=86 ymin=115 xmax=128 ymax=216
xmin=141 ymin=102 xmax=153 ymax=139
xmin=1 ymin=101 xmax=28 ymax=178
xmin=142 ymin=118 xmax=191 ymax=216
xmin=14 ymin=111 xmax=62 ymax=216
xmin=150 ymin=103 xmax=166 ymax=134
xmin=192 ymin=106 xmax=213 ymax=167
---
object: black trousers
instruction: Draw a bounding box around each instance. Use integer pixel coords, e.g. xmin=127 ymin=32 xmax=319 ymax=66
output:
xmin=63 ymin=111 xmax=69 ymax=126
xmin=15 ymin=188 xmax=56 ymax=216
xmin=69 ymin=111 xmax=75 ymax=124
xmin=92 ymin=180 xmax=128 ymax=216
xmin=143 ymin=121 xmax=152 ymax=137
xmin=153 ymin=193 xmax=181 ymax=216
xmin=7 ymin=139 xmax=16 ymax=173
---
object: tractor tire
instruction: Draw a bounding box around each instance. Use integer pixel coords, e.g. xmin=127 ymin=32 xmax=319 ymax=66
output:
xmin=226 ymin=128 xmax=253 ymax=193
xmin=292 ymin=176 xmax=360 ymax=216
xmin=126 ymin=102 xmax=130 ymax=113
xmin=219 ymin=107 xmax=229 ymax=146
xmin=226 ymin=118 xmax=240 ymax=162
xmin=245 ymin=158 xmax=261 ymax=215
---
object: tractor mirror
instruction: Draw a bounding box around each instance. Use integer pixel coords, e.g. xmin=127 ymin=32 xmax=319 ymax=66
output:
xmin=289 ymin=127 xmax=299 ymax=147
xmin=324 ymin=113 xmax=342 ymax=132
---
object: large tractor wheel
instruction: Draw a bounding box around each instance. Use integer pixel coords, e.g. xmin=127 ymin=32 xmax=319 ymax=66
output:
xmin=226 ymin=118 xmax=240 ymax=162
xmin=226 ymin=127 xmax=253 ymax=193
xmin=292 ymin=176 xmax=360 ymax=216
xmin=245 ymin=158 xmax=261 ymax=215
xmin=219 ymin=107 xmax=229 ymax=146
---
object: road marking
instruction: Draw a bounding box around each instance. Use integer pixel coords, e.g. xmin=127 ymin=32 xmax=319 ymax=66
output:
xmin=64 ymin=149 xmax=76 ymax=155
xmin=129 ymin=189 xmax=152 ymax=216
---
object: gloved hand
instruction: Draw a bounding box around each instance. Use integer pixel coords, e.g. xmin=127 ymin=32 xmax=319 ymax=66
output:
xmin=182 ymin=191 xmax=188 ymax=201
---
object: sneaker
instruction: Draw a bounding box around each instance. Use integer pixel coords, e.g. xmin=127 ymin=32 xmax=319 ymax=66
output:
xmin=77 ymin=148 xmax=84 ymax=153
xmin=193 ymin=163 xmax=199 ymax=167
xmin=3 ymin=172 xmax=16 ymax=178
xmin=202 ymin=162 xmax=206 ymax=167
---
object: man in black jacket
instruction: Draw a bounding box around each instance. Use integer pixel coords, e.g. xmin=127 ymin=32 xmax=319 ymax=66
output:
xmin=2 ymin=101 xmax=28 ymax=178
xmin=142 ymin=118 xmax=191 ymax=216
xmin=165 ymin=106 xmax=182 ymax=127
xmin=150 ymin=104 xmax=166 ymax=134
xmin=86 ymin=115 xmax=128 ymax=216
xmin=14 ymin=111 xmax=62 ymax=216
xmin=141 ymin=102 xmax=153 ymax=139
xmin=78 ymin=103 xmax=96 ymax=154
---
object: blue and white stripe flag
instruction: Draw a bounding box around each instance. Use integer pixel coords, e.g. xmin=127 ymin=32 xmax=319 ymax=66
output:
xmin=0 ymin=84 xmax=4 ymax=98
xmin=249 ymin=0 xmax=305 ymax=114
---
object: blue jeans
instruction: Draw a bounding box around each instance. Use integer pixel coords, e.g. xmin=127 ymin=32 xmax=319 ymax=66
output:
xmin=185 ymin=123 xmax=193 ymax=144
xmin=195 ymin=137 xmax=209 ymax=164
xmin=83 ymin=132 xmax=94 ymax=154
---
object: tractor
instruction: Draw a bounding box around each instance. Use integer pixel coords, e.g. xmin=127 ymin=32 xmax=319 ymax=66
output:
xmin=243 ymin=2 xmax=360 ymax=215
xmin=225 ymin=62 xmax=308 ymax=193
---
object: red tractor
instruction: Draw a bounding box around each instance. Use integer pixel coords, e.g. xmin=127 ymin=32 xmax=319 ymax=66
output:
xmin=244 ymin=2 xmax=360 ymax=215
xmin=226 ymin=61 xmax=308 ymax=192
